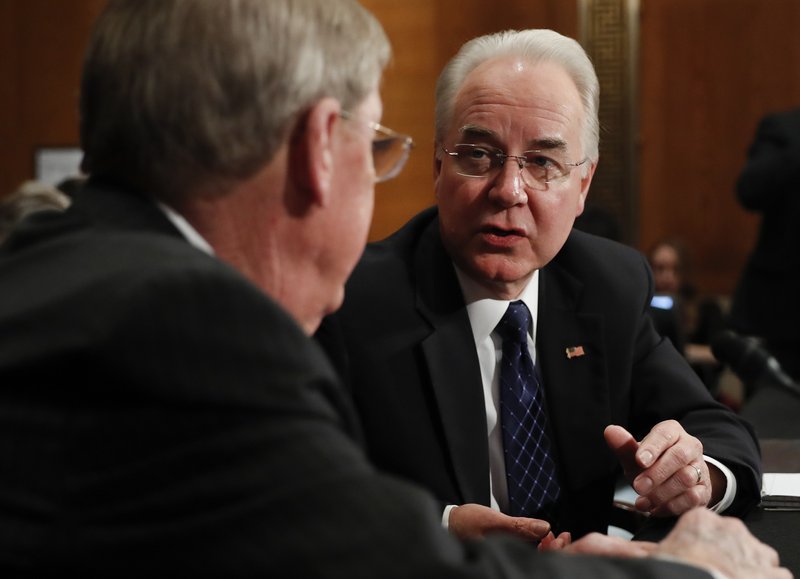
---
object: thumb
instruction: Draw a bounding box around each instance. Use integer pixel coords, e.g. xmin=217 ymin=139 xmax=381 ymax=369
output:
xmin=605 ymin=424 xmax=640 ymax=476
xmin=508 ymin=516 xmax=551 ymax=542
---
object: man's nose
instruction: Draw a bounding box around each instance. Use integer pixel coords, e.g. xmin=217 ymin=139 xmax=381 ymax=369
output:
xmin=489 ymin=159 xmax=527 ymax=207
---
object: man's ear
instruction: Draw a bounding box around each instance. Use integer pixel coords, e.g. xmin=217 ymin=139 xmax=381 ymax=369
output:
xmin=289 ymin=97 xmax=341 ymax=207
xmin=433 ymin=143 xmax=443 ymax=179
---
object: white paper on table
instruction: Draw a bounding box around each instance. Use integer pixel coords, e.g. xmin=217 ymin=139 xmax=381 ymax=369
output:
xmin=761 ymin=473 xmax=800 ymax=510
xmin=762 ymin=473 xmax=800 ymax=497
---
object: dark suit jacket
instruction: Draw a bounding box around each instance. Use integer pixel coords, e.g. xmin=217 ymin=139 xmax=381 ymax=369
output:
xmin=318 ymin=207 xmax=761 ymax=538
xmin=730 ymin=108 xmax=800 ymax=379
xmin=0 ymin=182 xmax=713 ymax=578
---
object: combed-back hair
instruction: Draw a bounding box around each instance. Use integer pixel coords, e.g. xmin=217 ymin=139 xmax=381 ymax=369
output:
xmin=435 ymin=29 xmax=599 ymax=164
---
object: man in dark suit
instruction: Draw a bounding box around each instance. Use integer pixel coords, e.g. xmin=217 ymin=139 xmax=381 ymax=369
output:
xmin=730 ymin=107 xmax=800 ymax=383
xmin=0 ymin=2 xmax=785 ymax=578
xmin=318 ymin=29 xmax=762 ymax=541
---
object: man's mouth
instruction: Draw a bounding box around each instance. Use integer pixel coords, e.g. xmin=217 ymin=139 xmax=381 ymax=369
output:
xmin=482 ymin=225 xmax=523 ymax=237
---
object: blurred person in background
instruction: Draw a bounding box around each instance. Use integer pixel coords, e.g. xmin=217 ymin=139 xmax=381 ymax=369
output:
xmin=648 ymin=239 xmax=726 ymax=399
xmin=729 ymin=107 xmax=800 ymax=383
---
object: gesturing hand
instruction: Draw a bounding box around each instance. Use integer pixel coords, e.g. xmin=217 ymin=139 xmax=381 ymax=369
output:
xmin=605 ymin=421 xmax=721 ymax=516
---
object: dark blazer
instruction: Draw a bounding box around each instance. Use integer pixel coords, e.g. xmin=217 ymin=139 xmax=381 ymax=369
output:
xmin=730 ymin=108 xmax=800 ymax=380
xmin=318 ymin=207 xmax=762 ymax=538
xmin=0 ymin=183 xmax=713 ymax=578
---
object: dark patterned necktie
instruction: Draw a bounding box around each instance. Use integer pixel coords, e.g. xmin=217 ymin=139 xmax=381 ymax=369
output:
xmin=497 ymin=300 xmax=560 ymax=519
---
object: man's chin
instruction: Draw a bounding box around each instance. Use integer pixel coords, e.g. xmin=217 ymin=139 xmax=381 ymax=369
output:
xmin=461 ymin=258 xmax=538 ymax=299
xmin=473 ymin=256 xmax=537 ymax=282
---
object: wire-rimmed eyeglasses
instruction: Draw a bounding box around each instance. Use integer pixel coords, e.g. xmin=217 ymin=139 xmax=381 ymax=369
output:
xmin=341 ymin=111 xmax=414 ymax=183
xmin=441 ymin=143 xmax=587 ymax=190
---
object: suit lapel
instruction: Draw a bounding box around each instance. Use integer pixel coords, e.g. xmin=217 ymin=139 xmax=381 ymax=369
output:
xmin=414 ymin=218 xmax=491 ymax=505
xmin=538 ymin=260 xmax=616 ymax=490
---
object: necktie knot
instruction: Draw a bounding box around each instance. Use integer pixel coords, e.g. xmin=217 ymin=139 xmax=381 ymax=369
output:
xmin=496 ymin=301 xmax=531 ymax=346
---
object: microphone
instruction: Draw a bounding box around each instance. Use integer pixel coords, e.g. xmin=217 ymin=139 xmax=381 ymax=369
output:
xmin=710 ymin=330 xmax=800 ymax=399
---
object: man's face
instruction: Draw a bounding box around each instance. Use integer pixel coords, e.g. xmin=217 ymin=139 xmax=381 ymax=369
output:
xmin=435 ymin=57 xmax=596 ymax=299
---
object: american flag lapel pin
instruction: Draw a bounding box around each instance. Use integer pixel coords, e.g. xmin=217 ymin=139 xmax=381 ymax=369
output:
xmin=565 ymin=345 xmax=585 ymax=359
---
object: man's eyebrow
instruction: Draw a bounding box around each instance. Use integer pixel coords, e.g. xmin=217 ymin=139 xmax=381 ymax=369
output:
xmin=459 ymin=125 xmax=498 ymax=140
xmin=525 ymin=137 xmax=568 ymax=151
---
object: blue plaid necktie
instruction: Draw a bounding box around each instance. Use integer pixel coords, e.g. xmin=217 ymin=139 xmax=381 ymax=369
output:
xmin=497 ymin=300 xmax=560 ymax=519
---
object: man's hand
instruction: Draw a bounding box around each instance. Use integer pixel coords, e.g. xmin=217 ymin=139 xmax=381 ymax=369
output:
xmin=655 ymin=508 xmax=792 ymax=579
xmin=546 ymin=509 xmax=792 ymax=578
xmin=605 ymin=421 xmax=721 ymax=516
xmin=540 ymin=532 xmax=657 ymax=558
xmin=448 ymin=503 xmax=551 ymax=542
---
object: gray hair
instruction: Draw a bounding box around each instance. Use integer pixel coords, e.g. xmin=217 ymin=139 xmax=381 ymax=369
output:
xmin=80 ymin=0 xmax=391 ymax=197
xmin=434 ymin=29 xmax=599 ymax=163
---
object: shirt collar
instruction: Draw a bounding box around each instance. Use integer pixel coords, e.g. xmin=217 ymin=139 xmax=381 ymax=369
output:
xmin=155 ymin=200 xmax=215 ymax=256
xmin=454 ymin=267 xmax=540 ymax=344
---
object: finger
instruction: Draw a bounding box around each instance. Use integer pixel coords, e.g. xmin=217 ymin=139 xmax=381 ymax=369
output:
xmin=635 ymin=419 xmax=682 ymax=469
xmin=538 ymin=531 xmax=556 ymax=549
xmin=639 ymin=482 xmax=710 ymax=517
xmin=636 ymin=462 xmax=708 ymax=508
xmin=509 ymin=516 xmax=551 ymax=541
xmin=633 ymin=431 xmax=703 ymax=494
xmin=604 ymin=424 xmax=640 ymax=476
xmin=550 ymin=531 xmax=571 ymax=547
xmin=539 ymin=531 xmax=571 ymax=552
xmin=636 ymin=463 xmax=711 ymax=515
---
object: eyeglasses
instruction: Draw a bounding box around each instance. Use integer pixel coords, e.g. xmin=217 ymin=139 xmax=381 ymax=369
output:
xmin=441 ymin=143 xmax=588 ymax=190
xmin=341 ymin=111 xmax=414 ymax=183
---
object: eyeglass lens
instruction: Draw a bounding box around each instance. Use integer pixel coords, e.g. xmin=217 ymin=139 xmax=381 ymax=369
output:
xmin=340 ymin=111 xmax=413 ymax=183
xmin=373 ymin=134 xmax=412 ymax=183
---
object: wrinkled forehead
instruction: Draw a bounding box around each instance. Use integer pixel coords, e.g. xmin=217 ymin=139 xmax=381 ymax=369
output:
xmin=450 ymin=57 xmax=585 ymax=149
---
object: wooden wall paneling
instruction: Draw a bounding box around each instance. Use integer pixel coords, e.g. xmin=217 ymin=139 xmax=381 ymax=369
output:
xmin=580 ymin=0 xmax=638 ymax=245
xmin=639 ymin=0 xmax=800 ymax=294
xmin=0 ymin=0 xmax=24 ymax=200
xmin=0 ymin=0 xmax=106 ymax=201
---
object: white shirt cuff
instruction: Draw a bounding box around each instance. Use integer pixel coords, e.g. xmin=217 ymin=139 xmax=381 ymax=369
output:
xmin=704 ymin=455 xmax=736 ymax=513
xmin=442 ymin=504 xmax=458 ymax=529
